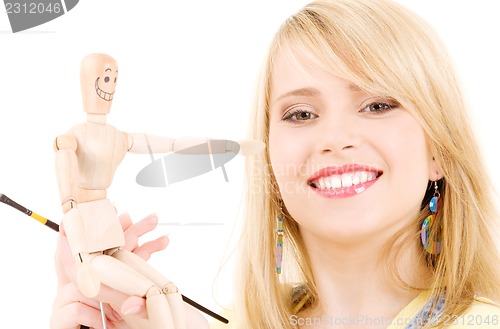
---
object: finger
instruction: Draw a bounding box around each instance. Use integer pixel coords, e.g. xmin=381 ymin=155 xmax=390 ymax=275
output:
xmin=96 ymin=285 xmax=149 ymax=320
xmin=56 ymin=232 xmax=79 ymax=285
xmin=55 ymin=285 xmax=123 ymax=326
xmin=127 ymin=213 xmax=159 ymax=237
xmin=121 ymin=296 xmax=147 ymax=316
xmin=118 ymin=212 xmax=133 ymax=231
xmin=59 ymin=220 xmax=66 ymax=236
xmin=53 ymin=283 xmax=101 ymax=311
xmin=122 ymin=214 xmax=159 ymax=251
xmin=50 ymin=301 xmax=115 ymax=329
xmin=102 ymin=302 xmax=123 ymax=323
xmin=54 ymin=235 xmax=73 ymax=287
xmin=56 ymin=285 xmax=122 ymax=324
xmin=54 ymin=250 xmax=69 ymax=287
xmin=95 ymin=284 xmax=139 ymax=312
xmin=133 ymin=236 xmax=169 ymax=261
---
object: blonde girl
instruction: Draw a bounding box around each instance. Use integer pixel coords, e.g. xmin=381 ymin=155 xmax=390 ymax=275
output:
xmin=232 ymin=0 xmax=500 ymax=328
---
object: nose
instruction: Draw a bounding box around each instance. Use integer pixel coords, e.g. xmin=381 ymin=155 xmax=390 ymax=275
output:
xmin=316 ymin=115 xmax=358 ymax=154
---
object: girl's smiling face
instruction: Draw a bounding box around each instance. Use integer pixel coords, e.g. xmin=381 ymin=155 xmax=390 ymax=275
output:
xmin=268 ymin=53 xmax=441 ymax=245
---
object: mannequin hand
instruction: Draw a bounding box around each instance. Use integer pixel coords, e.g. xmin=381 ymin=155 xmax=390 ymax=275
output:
xmin=237 ymin=139 xmax=265 ymax=156
xmin=50 ymin=213 xmax=168 ymax=329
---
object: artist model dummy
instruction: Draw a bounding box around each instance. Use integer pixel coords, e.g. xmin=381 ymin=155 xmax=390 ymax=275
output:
xmin=54 ymin=53 xmax=261 ymax=328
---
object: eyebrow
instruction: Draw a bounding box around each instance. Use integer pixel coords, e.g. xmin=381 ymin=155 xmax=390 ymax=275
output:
xmin=273 ymin=82 xmax=362 ymax=102
xmin=349 ymin=83 xmax=361 ymax=91
xmin=274 ymin=87 xmax=321 ymax=103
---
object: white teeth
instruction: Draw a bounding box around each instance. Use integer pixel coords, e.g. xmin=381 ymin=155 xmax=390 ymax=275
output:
xmin=359 ymin=171 xmax=368 ymax=183
xmin=331 ymin=176 xmax=342 ymax=188
xmin=367 ymin=172 xmax=377 ymax=181
xmin=311 ymin=171 xmax=379 ymax=190
xmin=341 ymin=174 xmax=352 ymax=187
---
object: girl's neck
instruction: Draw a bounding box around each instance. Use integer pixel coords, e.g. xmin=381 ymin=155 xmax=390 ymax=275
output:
xmin=298 ymin=230 xmax=431 ymax=327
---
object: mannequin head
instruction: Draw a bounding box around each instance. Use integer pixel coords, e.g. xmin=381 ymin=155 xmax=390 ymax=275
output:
xmin=80 ymin=53 xmax=118 ymax=115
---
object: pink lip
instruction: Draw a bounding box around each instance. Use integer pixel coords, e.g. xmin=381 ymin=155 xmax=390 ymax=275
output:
xmin=307 ymin=164 xmax=382 ymax=199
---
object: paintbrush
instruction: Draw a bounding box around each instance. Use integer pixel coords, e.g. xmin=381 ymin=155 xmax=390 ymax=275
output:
xmin=0 ymin=193 xmax=229 ymax=327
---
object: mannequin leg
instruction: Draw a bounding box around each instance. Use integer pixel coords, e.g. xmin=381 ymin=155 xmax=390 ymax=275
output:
xmin=111 ymin=249 xmax=187 ymax=329
xmin=89 ymin=254 xmax=175 ymax=329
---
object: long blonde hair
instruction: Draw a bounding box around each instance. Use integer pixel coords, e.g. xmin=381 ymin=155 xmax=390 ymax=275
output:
xmin=234 ymin=0 xmax=500 ymax=327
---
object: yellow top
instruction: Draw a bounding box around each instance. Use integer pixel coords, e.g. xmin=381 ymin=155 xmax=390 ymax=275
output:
xmin=388 ymin=290 xmax=500 ymax=329
xmin=211 ymin=290 xmax=500 ymax=328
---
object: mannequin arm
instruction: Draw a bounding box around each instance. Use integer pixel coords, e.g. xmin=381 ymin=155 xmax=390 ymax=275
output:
xmin=54 ymin=135 xmax=79 ymax=213
xmin=127 ymin=132 xmax=264 ymax=156
xmin=53 ymin=135 xmax=85 ymax=254
xmin=127 ymin=133 xmax=207 ymax=154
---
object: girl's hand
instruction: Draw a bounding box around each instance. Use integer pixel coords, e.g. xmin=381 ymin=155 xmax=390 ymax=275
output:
xmin=50 ymin=213 xmax=168 ymax=329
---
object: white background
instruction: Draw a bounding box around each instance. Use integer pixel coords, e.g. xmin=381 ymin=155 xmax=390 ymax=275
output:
xmin=0 ymin=0 xmax=498 ymax=327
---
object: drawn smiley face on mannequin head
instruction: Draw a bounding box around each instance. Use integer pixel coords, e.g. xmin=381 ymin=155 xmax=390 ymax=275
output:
xmin=95 ymin=67 xmax=117 ymax=102
xmin=80 ymin=53 xmax=118 ymax=115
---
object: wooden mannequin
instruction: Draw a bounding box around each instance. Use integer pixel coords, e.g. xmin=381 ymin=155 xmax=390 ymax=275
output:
xmin=54 ymin=53 xmax=262 ymax=328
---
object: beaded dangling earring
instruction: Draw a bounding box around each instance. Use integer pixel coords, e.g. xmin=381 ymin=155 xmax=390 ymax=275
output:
xmin=276 ymin=215 xmax=283 ymax=274
xmin=421 ymin=181 xmax=442 ymax=254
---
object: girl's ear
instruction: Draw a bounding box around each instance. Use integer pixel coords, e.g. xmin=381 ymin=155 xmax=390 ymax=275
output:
xmin=429 ymin=156 xmax=444 ymax=181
